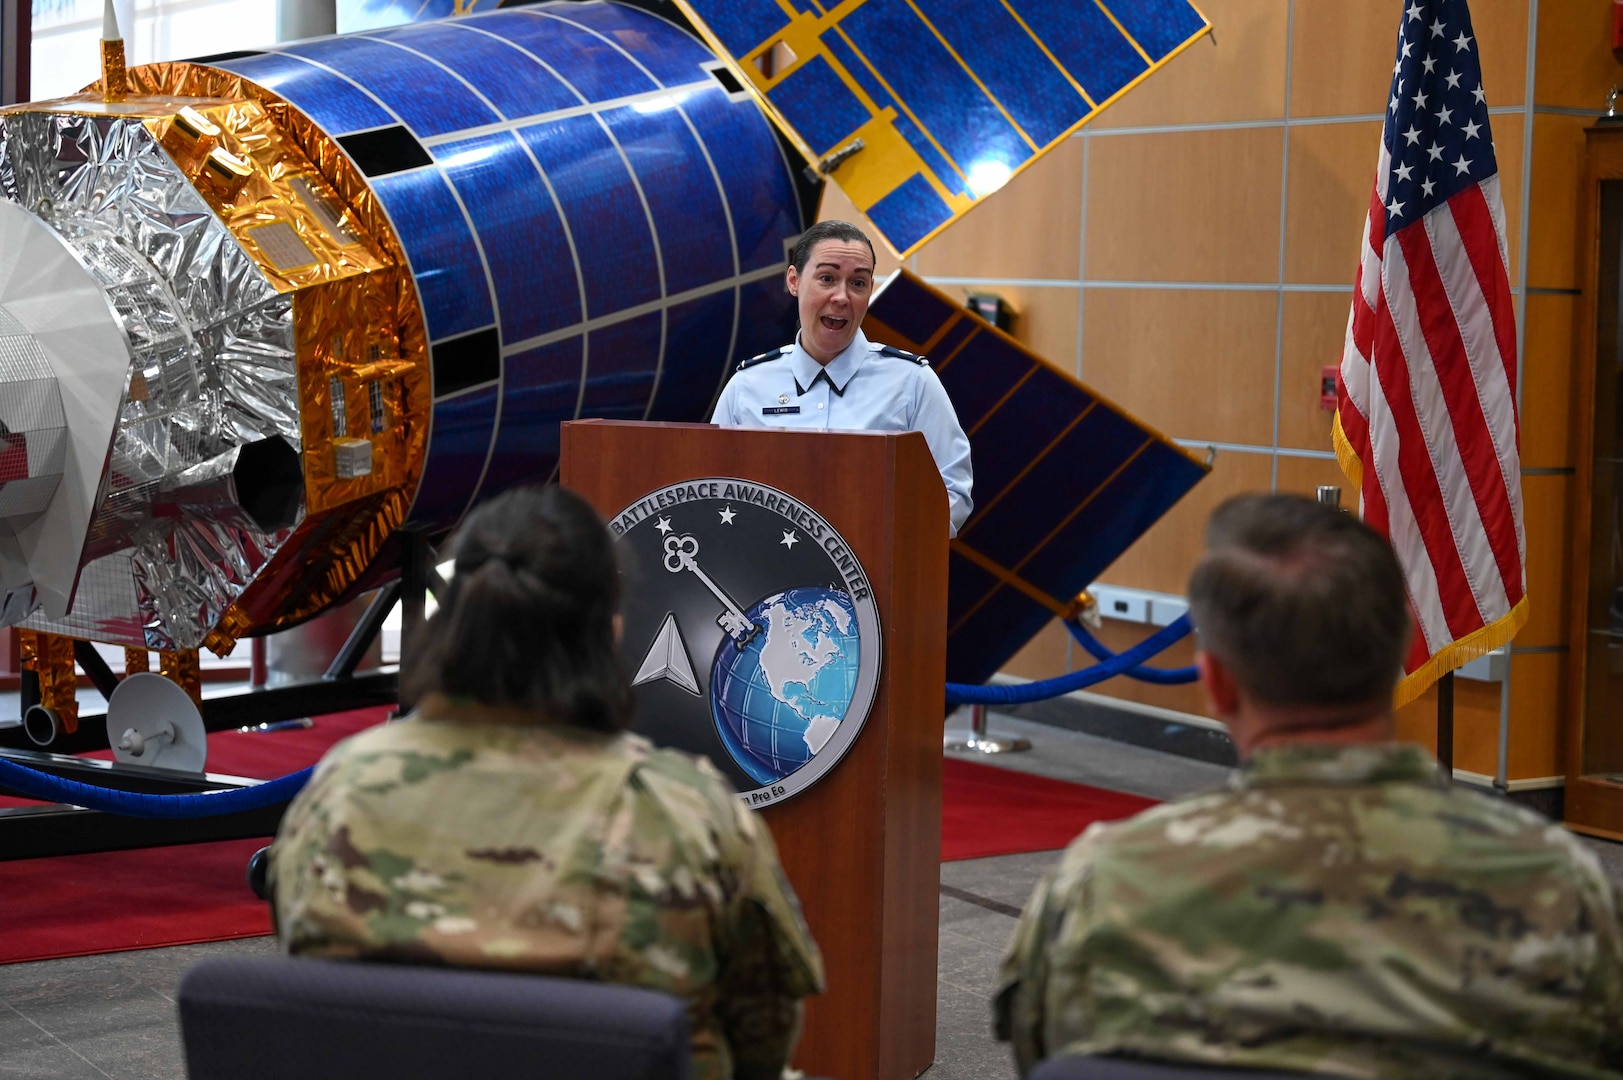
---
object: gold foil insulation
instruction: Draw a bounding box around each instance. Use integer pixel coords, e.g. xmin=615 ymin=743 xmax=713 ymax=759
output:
xmin=124 ymin=647 xmax=150 ymax=675
xmin=158 ymin=649 xmax=202 ymax=708
xmin=19 ymin=630 xmax=79 ymax=732
xmin=99 ymin=39 xmax=127 ymax=102
xmin=43 ymin=63 xmax=434 ymax=652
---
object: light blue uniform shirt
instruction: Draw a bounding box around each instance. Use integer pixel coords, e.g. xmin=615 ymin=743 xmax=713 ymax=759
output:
xmin=710 ymin=329 xmax=973 ymax=536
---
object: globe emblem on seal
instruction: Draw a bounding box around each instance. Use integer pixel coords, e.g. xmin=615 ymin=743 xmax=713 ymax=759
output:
xmin=610 ymin=479 xmax=882 ymax=806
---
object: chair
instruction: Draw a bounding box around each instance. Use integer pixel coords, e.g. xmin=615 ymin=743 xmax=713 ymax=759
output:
xmin=178 ymin=955 xmax=691 ymax=1080
xmin=1032 ymin=1055 xmax=1323 ymax=1080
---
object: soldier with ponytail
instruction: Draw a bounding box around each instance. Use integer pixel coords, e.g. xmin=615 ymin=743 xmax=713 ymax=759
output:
xmin=272 ymin=485 xmax=824 ymax=1080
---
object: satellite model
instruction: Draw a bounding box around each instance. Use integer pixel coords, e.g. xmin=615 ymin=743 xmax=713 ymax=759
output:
xmin=0 ymin=0 xmax=1209 ymax=754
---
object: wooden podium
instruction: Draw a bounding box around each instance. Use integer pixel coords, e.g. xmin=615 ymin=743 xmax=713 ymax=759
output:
xmin=561 ymin=420 xmax=946 ymax=1080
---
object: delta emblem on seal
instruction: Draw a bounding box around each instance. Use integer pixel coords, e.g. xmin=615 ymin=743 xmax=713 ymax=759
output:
xmin=611 ymin=478 xmax=881 ymax=806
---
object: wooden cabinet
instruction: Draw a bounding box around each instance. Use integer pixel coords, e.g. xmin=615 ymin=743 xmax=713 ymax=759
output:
xmin=1565 ymin=125 xmax=1623 ymax=836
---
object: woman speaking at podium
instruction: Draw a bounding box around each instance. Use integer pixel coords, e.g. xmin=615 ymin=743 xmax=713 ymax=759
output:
xmin=710 ymin=221 xmax=974 ymax=536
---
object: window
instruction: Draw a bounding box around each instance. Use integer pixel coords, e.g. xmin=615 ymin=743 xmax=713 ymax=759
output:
xmin=30 ymin=0 xmax=275 ymax=100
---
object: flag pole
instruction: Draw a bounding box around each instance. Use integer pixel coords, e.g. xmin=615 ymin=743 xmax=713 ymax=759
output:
xmin=1437 ymin=671 xmax=1454 ymax=777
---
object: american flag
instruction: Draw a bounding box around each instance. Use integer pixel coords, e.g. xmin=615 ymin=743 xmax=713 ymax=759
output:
xmin=1334 ymin=0 xmax=1527 ymax=706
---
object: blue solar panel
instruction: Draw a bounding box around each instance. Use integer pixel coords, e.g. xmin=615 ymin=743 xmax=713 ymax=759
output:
xmin=1011 ymin=0 xmax=1147 ymax=103
xmin=674 ymin=0 xmax=1207 ymax=256
xmin=581 ymin=312 xmax=663 ymax=419
xmin=515 ymin=115 xmax=660 ymax=320
xmin=370 ymin=168 xmax=494 ymax=342
xmin=282 ymin=36 xmax=499 ymax=137
xmin=479 ymin=335 xmax=584 ymax=497
xmin=767 ymin=55 xmax=870 ymax=157
xmin=413 ymin=385 xmax=499 ymax=530
xmin=920 ymin=0 xmax=1084 ymax=148
xmin=1109 ymin=0 xmax=1211 ymax=60
xmin=864 ymin=174 xmax=953 ymax=256
xmin=679 ymin=89 xmax=802 ymax=273
xmin=436 ymin=132 xmax=579 ymax=348
xmin=646 ymin=290 xmax=736 ymax=422
xmin=839 ymin=1 xmax=1032 ymax=183
xmin=363 ymin=22 xmax=579 ymax=120
xmin=213 ymin=52 xmax=393 ymax=135
xmin=688 ymin=2 xmax=790 ymax=58
xmin=476 ymin=10 xmax=657 ymax=103
xmin=545 ymin=3 xmax=717 ymax=91
xmin=864 ymin=270 xmax=1207 ymax=684
xmin=599 ymin=105 xmax=734 ymax=296
xmin=1019 ymin=443 xmax=1205 ymax=601
xmin=968 ymin=406 xmax=1147 ymax=571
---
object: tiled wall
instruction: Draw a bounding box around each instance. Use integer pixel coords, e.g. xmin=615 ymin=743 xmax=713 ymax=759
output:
xmin=826 ymin=0 xmax=1616 ymax=786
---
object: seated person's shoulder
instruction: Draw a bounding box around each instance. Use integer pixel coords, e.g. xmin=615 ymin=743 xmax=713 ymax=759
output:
xmin=632 ymin=743 xmax=757 ymax=836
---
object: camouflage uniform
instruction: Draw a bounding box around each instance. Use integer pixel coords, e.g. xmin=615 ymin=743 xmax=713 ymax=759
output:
xmin=271 ymin=694 xmax=824 ymax=1080
xmin=995 ymin=743 xmax=1623 ymax=1079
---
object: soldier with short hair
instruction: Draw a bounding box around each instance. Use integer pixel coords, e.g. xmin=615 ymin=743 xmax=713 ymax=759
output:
xmin=271 ymin=485 xmax=823 ymax=1080
xmin=996 ymin=493 xmax=1623 ymax=1078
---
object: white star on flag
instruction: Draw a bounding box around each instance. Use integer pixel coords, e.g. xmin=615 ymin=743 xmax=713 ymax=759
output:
xmin=1394 ymin=161 xmax=1414 ymax=181
xmin=1453 ymin=30 xmax=1472 ymax=50
xmin=1452 ymin=153 xmax=1472 ymax=175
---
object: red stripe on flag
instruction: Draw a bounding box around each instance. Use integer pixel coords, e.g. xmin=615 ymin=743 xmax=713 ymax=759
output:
xmin=1393 ymin=221 xmax=1522 ymax=609
xmin=1368 ymin=277 xmax=1484 ymax=640
xmin=1449 ymin=183 xmax=1521 ymax=428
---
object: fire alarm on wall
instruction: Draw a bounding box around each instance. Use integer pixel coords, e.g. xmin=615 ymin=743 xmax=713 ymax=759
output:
xmin=1320 ymin=365 xmax=1338 ymax=410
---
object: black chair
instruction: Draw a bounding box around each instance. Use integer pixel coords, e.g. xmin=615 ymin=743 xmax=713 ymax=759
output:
xmin=178 ymin=955 xmax=692 ymax=1080
xmin=1033 ymin=1055 xmax=1323 ymax=1080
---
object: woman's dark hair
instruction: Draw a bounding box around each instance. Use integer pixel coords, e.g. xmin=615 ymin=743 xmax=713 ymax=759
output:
xmin=790 ymin=219 xmax=876 ymax=274
xmin=402 ymin=485 xmax=633 ymax=732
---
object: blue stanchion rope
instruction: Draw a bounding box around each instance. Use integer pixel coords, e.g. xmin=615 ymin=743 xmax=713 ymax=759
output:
xmin=0 ymin=757 xmax=311 ymax=819
xmin=0 ymin=614 xmax=1194 ymax=817
xmin=946 ymin=613 xmax=1194 ymax=705
xmin=1065 ymin=617 xmax=1198 ymax=685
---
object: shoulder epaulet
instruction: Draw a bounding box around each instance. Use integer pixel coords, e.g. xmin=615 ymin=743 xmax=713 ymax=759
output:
xmin=876 ymin=344 xmax=929 ymax=366
xmin=736 ymin=346 xmax=789 ymax=372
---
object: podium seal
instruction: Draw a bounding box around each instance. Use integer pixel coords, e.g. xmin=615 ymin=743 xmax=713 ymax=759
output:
xmin=610 ymin=478 xmax=882 ymax=806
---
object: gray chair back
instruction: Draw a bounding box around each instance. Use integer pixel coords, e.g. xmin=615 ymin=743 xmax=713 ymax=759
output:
xmin=178 ymin=955 xmax=691 ymax=1080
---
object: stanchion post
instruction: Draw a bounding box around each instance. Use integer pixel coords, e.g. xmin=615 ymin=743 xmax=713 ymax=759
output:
xmin=944 ymin=702 xmax=1032 ymax=754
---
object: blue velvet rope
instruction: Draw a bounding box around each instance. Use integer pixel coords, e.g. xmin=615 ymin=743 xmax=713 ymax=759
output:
xmin=1 ymin=614 xmax=1194 ymax=816
xmin=946 ymin=613 xmax=1195 ymax=705
xmin=0 ymin=757 xmax=311 ymax=819
xmin=1065 ymin=617 xmax=1198 ymax=685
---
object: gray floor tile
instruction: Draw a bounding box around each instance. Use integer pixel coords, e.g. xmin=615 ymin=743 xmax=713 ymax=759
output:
xmin=0 ymin=1043 xmax=113 ymax=1080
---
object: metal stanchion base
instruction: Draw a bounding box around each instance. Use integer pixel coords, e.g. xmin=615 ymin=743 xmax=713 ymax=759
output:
xmin=943 ymin=704 xmax=1032 ymax=754
xmin=944 ymin=734 xmax=1033 ymax=754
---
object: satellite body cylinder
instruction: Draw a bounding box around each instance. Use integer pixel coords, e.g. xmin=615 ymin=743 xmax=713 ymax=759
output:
xmin=0 ymin=1 xmax=804 ymax=651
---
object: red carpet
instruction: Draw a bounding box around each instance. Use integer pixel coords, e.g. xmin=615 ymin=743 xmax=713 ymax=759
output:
xmin=1 ymin=725 xmax=1152 ymax=963
xmin=941 ymin=757 xmax=1157 ymax=862
xmin=0 ymin=707 xmax=390 ymax=964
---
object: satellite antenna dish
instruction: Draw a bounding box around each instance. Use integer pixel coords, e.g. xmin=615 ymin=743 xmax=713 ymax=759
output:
xmin=106 ymin=672 xmax=207 ymax=772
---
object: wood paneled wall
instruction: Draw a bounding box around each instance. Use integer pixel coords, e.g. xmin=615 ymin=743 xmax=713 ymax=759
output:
xmin=820 ymin=0 xmax=1614 ymax=785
